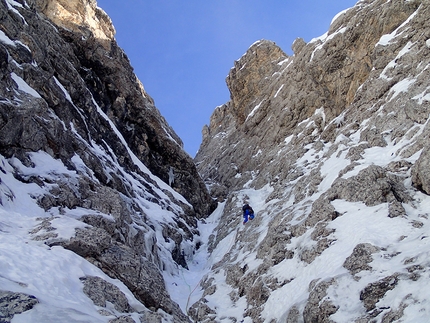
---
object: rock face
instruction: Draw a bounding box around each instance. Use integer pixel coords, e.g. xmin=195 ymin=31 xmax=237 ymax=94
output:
xmin=1 ymin=0 xmax=215 ymax=219
xmin=195 ymin=0 xmax=430 ymax=322
xmin=0 ymin=0 xmax=215 ymax=321
xmin=80 ymin=276 xmax=132 ymax=313
xmin=0 ymin=291 xmax=38 ymax=322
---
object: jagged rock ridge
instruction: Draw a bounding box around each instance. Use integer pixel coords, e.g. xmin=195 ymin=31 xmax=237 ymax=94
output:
xmin=194 ymin=0 xmax=430 ymax=322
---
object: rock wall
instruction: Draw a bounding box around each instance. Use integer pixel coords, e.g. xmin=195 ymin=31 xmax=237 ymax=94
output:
xmin=0 ymin=0 xmax=214 ymax=321
xmin=196 ymin=0 xmax=424 ymax=195
xmin=195 ymin=0 xmax=430 ymax=322
xmin=35 ymin=0 xmax=216 ymax=218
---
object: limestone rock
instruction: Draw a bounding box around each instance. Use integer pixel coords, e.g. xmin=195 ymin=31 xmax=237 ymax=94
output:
xmin=188 ymin=301 xmax=216 ymax=323
xmin=226 ymin=40 xmax=288 ymax=125
xmin=412 ymin=146 xmax=430 ymax=195
xmin=194 ymin=0 xmax=430 ymax=322
xmin=2 ymin=0 xmax=430 ymax=321
xmin=360 ymin=275 xmax=399 ymax=312
xmin=52 ymin=227 xmax=112 ymax=257
xmin=109 ymin=316 xmax=135 ymax=323
xmin=0 ymin=291 xmax=38 ymax=322
xmin=303 ymin=279 xmax=338 ymax=323
xmin=327 ymin=165 xmax=411 ymax=208
xmin=80 ymin=276 xmax=131 ymax=313
xmin=139 ymin=312 xmax=166 ymax=323
xmin=292 ymin=37 xmax=306 ymax=55
xmin=34 ymin=0 xmax=115 ymax=45
xmin=343 ymin=243 xmax=380 ymax=276
xmin=0 ymin=0 xmax=210 ymax=321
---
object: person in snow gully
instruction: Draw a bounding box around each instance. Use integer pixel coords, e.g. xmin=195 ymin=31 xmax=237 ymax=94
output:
xmin=242 ymin=203 xmax=254 ymax=224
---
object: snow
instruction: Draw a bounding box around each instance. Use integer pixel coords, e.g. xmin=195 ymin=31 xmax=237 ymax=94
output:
xmin=1 ymin=1 xmax=430 ymax=322
xmin=274 ymin=84 xmax=284 ymax=98
xmin=0 ymin=105 xmax=202 ymax=319
xmin=252 ymin=149 xmax=262 ymax=158
xmin=90 ymin=96 xmax=190 ymax=208
xmin=249 ymin=39 xmax=263 ymax=48
xmin=388 ymin=78 xmax=416 ymax=101
xmin=6 ymin=0 xmax=24 ymax=8
xmin=163 ymin=202 xmax=226 ymax=313
xmin=377 ymin=32 xmax=396 ymax=46
xmin=188 ymin=88 xmax=430 ymax=322
xmin=277 ymin=58 xmax=289 ymax=66
xmin=11 ymin=72 xmax=41 ymax=98
xmin=2 ymin=93 xmax=430 ymax=323
xmin=310 ymin=32 xmax=328 ymax=44
xmin=162 ymin=125 xmax=182 ymax=148
xmin=5 ymin=0 xmax=28 ymax=25
xmin=5 ymin=81 xmax=425 ymax=323
xmin=330 ymin=7 xmax=351 ymax=25
xmin=284 ymin=134 xmax=293 ymax=145
xmin=412 ymin=87 xmax=430 ymax=104
xmin=310 ymin=27 xmax=347 ymax=61
xmin=327 ymin=197 xmax=430 ymax=322
xmin=53 ymin=77 xmax=73 ymax=103
xmin=319 ymin=147 xmax=350 ymax=189
xmin=380 ymin=42 xmax=415 ymax=81
xmin=0 ymin=90 xmax=197 ymax=321
xmin=376 ymin=9 xmax=419 ymax=47
xmin=169 ymin=185 xmax=276 ymax=321
xmin=260 ymin=182 xmax=430 ymax=322
xmin=71 ymin=154 xmax=98 ymax=180
xmin=0 ymin=160 xmax=145 ymax=322
xmin=246 ymin=100 xmax=264 ymax=121
xmin=0 ymin=30 xmax=16 ymax=47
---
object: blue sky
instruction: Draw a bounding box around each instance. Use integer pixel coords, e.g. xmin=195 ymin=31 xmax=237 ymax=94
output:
xmin=96 ymin=1 xmax=358 ymax=157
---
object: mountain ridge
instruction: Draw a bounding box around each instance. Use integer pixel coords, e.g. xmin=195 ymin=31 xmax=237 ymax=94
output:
xmin=193 ymin=0 xmax=430 ymax=321
xmin=0 ymin=0 xmax=214 ymax=321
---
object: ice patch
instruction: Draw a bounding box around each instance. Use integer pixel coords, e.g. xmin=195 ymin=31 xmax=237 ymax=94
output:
xmin=11 ymin=73 xmax=41 ymax=98
xmin=310 ymin=28 xmax=347 ymax=62
xmin=0 ymin=30 xmax=16 ymax=47
xmin=412 ymin=87 xmax=430 ymax=104
xmin=376 ymin=9 xmax=419 ymax=47
xmin=388 ymin=78 xmax=416 ymax=101
xmin=246 ymin=100 xmax=264 ymax=121
xmin=274 ymin=84 xmax=284 ymax=98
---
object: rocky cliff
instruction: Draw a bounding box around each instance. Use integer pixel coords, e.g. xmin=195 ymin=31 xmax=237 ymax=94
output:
xmin=0 ymin=0 xmax=215 ymax=322
xmin=194 ymin=0 xmax=430 ymax=322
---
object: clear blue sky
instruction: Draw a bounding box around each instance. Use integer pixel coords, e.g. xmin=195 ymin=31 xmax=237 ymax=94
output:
xmin=96 ymin=1 xmax=357 ymax=157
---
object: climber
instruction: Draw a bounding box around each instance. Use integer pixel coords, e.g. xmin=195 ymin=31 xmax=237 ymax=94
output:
xmin=242 ymin=203 xmax=255 ymax=224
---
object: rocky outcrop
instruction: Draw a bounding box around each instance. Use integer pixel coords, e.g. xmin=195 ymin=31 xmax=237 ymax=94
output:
xmin=194 ymin=0 xmax=430 ymax=322
xmin=33 ymin=0 xmax=115 ymax=44
xmin=412 ymin=146 xmax=430 ymax=194
xmin=343 ymin=243 xmax=380 ymax=276
xmin=80 ymin=276 xmax=132 ymax=313
xmin=0 ymin=291 xmax=38 ymax=322
xmin=196 ymin=0 xmax=424 ymax=194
